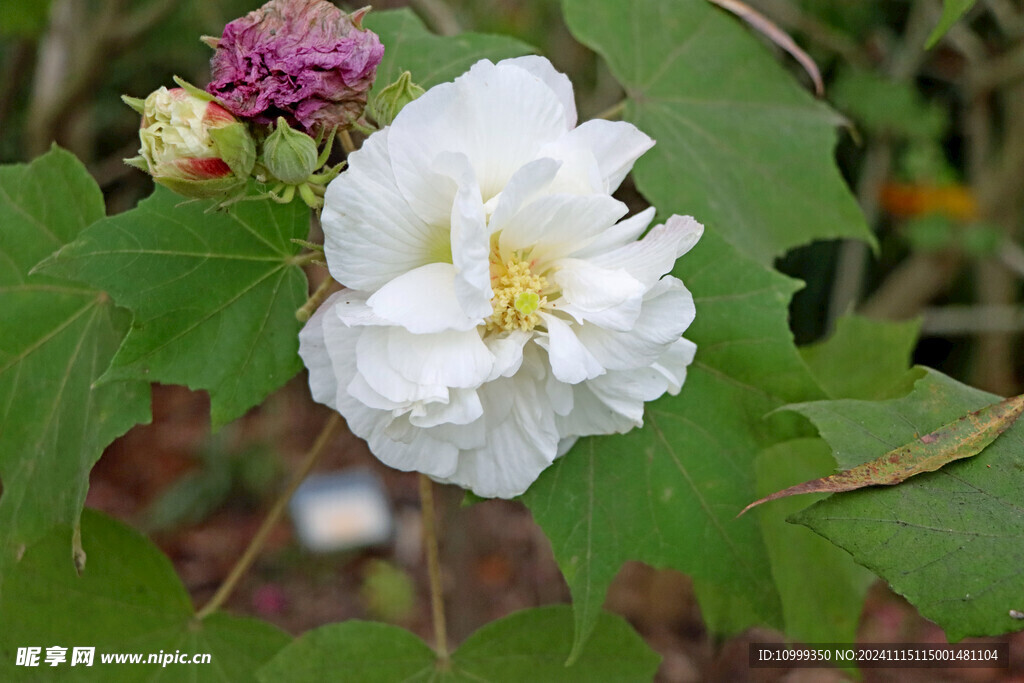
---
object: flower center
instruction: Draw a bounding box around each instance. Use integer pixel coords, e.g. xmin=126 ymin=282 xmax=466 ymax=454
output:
xmin=488 ymin=254 xmax=548 ymax=332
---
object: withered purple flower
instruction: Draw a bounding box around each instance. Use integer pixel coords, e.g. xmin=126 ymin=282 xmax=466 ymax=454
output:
xmin=206 ymin=0 xmax=384 ymax=135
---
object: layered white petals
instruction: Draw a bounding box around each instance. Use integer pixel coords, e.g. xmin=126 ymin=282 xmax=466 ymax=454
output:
xmin=589 ymin=214 xmax=704 ymax=287
xmin=498 ymin=193 xmax=627 ymax=260
xmin=300 ymin=56 xmax=703 ymax=499
xmin=541 ymin=119 xmax=654 ymax=194
xmin=535 ymin=312 xmax=605 ymax=384
xmin=388 ymin=59 xmax=567 ymax=224
xmin=367 ymin=263 xmax=480 ymax=333
xmin=434 ymin=151 xmax=493 ymax=320
xmin=498 ymin=56 xmax=578 ymax=129
xmin=323 ymin=131 xmax=447 ymax=290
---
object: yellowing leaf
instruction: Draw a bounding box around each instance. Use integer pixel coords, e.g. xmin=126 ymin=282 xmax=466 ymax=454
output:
xmin=740 ymin=393 xmax=1024 ymax=515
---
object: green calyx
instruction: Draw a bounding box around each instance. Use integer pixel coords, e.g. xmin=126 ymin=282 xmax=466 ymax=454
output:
xmin=261 ymin=117 xmax=320 ymax=185
xmin=371 ymin=71 xmax=425 ymax=126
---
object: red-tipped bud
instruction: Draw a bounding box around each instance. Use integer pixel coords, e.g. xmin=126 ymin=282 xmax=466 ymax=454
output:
xmin=124 ymin=86 xmax=256 ymax=200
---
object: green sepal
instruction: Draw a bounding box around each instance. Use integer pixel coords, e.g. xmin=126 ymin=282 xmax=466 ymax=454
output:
xmin=123 ymin=155 xmax=149 ymax=172
xmin=209 ymin=121 xmax=257 ymax=178
xmin=121 ymin=95 xmax=146 ymax=115
xmin=172 ymin=74 xmax=216 ymax=103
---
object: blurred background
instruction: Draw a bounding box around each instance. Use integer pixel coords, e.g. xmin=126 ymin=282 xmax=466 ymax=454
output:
xmin=2 ymin=0 xmax=1024 ymax=680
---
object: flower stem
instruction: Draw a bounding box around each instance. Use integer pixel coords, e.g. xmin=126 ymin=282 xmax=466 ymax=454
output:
xmin=195 ymin=414 xmax=342 ymax=620
xmin=339 ymin=129 xmax=356 ymax=154
xmin=296 ymin=276 xmax=339 ymax=322
xmin=418 ymin=473 xmax=449 ymax=665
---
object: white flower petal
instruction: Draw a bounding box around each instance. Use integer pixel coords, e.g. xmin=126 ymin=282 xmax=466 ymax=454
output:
xmin=652 ymin=337 xmax=698 ymax=394
xmin=369 ymin=421 xmax=460 ymax=479
xmin=590 ymin=215 xmax=704 ymax=287
xmin=551 ymin=119 xmax=654 ymax=193
xmin=441 ymin=366 xmax=559 ymax=497
xmin=388 ymin=59 xmax=568 ymax=223
xmin=323 ymin=130 xmax=447 ymax=290
xmin=545 ymin=371 xmax=574 ymax=416
xmin=484 ymin=330 xmax=530 ymax=380
xmin=499 ymin=193 xmax=627 ymax=260
xmin=571 ymin=207 xmax=656 ymax=259
xmin=367 ymin=262 xmax=481 ymax=333
xmin=555 ymin=382 xmax=637 ymax=437
xmin=486 ymin=158 xmax=562 ymax=234
xmin=584 ymin=337 xmax=697 ymax=424
xmin=587 ymin=366 xmax=678 ymax=424
xmin=536 ymin=313 xmax=605 ymax=384
xmin=551 ymin=258 xmax=645 ymax=313
xmin=498 ymin=55 xmax=578 ymax=129
xmin=574 ymin=276 xmax=696 ymax=370
xmin=556 ymin=296 xmax=643 ymax=332
xmin=355 ymin=326 xmax=448 ymax=405
xmin=408 ymin=388 xmax=483 ymax=429
xmin=433 ymin=151 xmax=493 ymax=321
xmin=308 ymin=308 xmax=463 ymax=479
xmin=298 ymin=291 xmax=347 ymax=410
xmin=419 ymin=414 xmax=488 ymax=450
xmin=385 ymin=325 xmax=493 ymax=389
xmin=346 ymin=371 xmax=403 ymax=411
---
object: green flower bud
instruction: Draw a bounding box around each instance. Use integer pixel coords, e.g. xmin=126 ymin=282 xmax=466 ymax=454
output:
xmin=371 ymin=71 xmax=425 ymax=126
xmin=261 ymin=117 xmax=320 ymax=185
xmin=124 ymin=85 xmax=256 ymax=200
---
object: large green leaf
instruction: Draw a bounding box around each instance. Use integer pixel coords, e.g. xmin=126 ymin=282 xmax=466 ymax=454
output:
xmin=561 ymin=0 xmax=871 ymax=264
xmin=789 ymin=370 xmax=1024 ymax=640
xmin=258 ymin=606 xmax=658 ymax=682
xmin=366 ymin=9 xmax=534 ymax=95
xmin=800 ymin=315 xmax=921 ymax=401
xmin=522 ymin=230 xmax=825 ymax=657
xmin=0 ymin=509 xmax=290 ymax=681
xmin=37 ymin=187 xmax=310 ymax=427
xmin=755 ymin=439 xmax=874 ymax=646
xmin=0 ymin=148 xmax=149 ymax=585
xmin=926 ymin=0 xmax=977 ymax=48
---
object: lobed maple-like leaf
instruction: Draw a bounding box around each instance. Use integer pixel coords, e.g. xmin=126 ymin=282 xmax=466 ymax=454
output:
xmin=562 ymin=0 xmax=872 ymax=265
xmin=790 ymin=370 xmax=1024 ymax=640
xmin=0 ymin=509 xmax=290 ymax=681
xmin=0 ymin=148 xmax=149 ymax=587
xmin=37 ymin=186 xmax=310 ymax=427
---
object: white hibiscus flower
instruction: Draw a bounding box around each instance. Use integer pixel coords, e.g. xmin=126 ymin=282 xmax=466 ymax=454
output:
xmin=299 ymin=56 xmax=703 ymax=498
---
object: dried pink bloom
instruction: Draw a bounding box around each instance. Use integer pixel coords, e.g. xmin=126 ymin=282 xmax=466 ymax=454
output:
xmin=206 ymin=0 xmax=384 ymax=134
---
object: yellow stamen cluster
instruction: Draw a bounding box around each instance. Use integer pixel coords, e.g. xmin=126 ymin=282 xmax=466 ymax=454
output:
xmin=488 ymin=258 xmax=548 ymax=332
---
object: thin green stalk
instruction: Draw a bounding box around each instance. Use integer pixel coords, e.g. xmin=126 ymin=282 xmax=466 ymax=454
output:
xmin=196 ymin=414 xmax=342 ymax=620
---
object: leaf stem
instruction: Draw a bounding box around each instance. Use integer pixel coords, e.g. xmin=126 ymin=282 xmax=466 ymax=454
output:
xmin=290 ymin=251 xmax=324 ymax=267
xmin=418 ymin=473 xmax=450 ymax=665
xmin=195 ymin=414 xmax=342 ymax=620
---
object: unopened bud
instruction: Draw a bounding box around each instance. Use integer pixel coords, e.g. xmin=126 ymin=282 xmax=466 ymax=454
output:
xmin=262 ymin=117 xmax=319 ymax=185
xmin=371 ymin=71 xmax=425 ymax=126
xmin=124 ymin=86 xmax=256 ymax=200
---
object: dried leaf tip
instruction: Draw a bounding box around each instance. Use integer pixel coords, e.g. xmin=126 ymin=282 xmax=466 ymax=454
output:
xmin=738 ymin=393 xmax=1024 ymax=517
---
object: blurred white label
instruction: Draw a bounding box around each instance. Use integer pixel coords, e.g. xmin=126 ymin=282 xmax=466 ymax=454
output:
xmin=289 ymin=471 xmax=392 ymax=552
